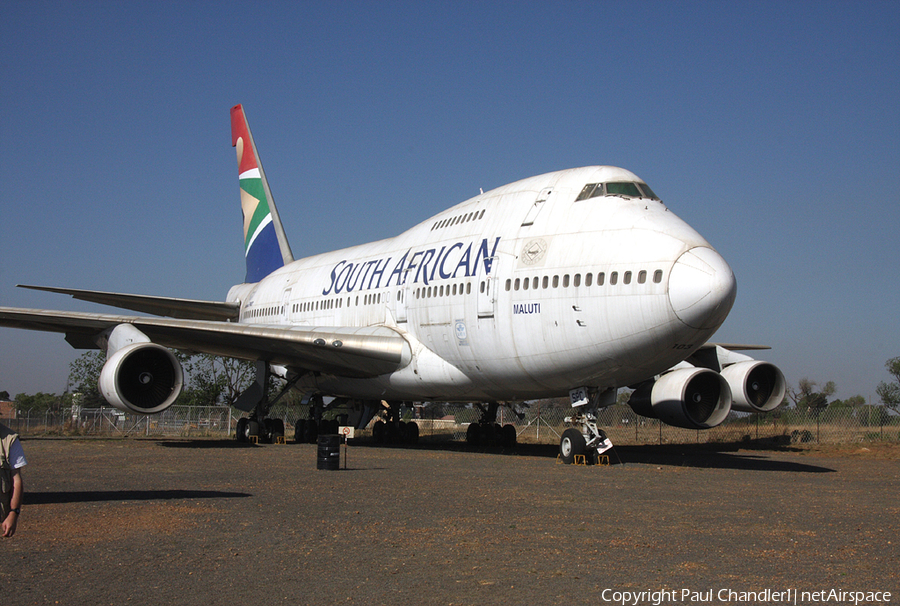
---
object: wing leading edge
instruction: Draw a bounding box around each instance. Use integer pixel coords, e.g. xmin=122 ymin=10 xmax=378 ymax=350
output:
xmin=17 ymin=285 xmax=241 ymax=322
xmin=0 ymin=307 xmax=410 ymax=378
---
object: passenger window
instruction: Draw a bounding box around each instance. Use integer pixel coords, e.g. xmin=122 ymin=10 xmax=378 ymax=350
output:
xmin=638 ymin=270 xmax=647 ymax=284
xmin=563 ymin=274 xmax=570 ymax=288
xmin=533 ymin=277 xmax=539 ymax=290
xmin=574 ymin=274 xmax=581 ymax=287
xmin=514 ymin=278 xmax=520 ymax=291
xmin=553 ymin=275 xmax=559 ymax=288
xmin=654 ymin=270 xmax=663 ymax=283
xmin=523 ymin=277 xmax=529 ymax=290
xmin=624 ymin=271 xmax=632 ymax=285
xmin=585 ymin=273 xmax=593 ymax=287
xmin=542 ymin=276 xmax=549 ymax=289
xmin=610 ymin=272 xmax=618 ymax=285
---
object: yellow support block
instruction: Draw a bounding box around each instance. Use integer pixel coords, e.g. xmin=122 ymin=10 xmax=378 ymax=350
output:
xmin=274 ymin=436 xmax=286 ymax=445
xmin=597 ymin=455 xmax=609 ymax=466
xmin=573 ymin=454 xmax=586 ymax=465
xmin=249 ymin=435 xmax=258 ymax=444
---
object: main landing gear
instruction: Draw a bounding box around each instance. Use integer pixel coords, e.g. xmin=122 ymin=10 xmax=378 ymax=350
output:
xmin=234 ymin=361 xmax=296 ymax=444
xmin=371 ymin=401 xmax=420 ymax=445
xmin=465 ymin=402 xmax=517 ymax=448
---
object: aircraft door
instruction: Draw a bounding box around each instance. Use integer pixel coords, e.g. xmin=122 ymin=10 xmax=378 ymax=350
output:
xmin=521 ymin=187 xmax=553 ymax=226
xmin=477 ymin=258 xmax=498 ymax=319
xmin=396 ymin=284 xmax=408 ymax=323
xmin=282 ymin=289 xmax=292 ymax=322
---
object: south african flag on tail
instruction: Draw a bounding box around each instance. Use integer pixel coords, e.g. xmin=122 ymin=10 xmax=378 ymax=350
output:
xmin=230 ymin=104 xmax=294 ymax=283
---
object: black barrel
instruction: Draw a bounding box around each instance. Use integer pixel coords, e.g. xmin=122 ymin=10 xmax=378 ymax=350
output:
xmin=317 ymin=434 xmax=341 ymax=470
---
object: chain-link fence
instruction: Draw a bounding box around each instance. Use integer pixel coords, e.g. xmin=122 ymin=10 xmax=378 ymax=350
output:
xmin=414 ymin=402 xmax=900 ymax=446
xmin=3 ymin=402 xmax=898 ymax=445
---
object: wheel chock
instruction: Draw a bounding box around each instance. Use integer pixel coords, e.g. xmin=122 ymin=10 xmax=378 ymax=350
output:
xmin=597 ymin=455 xmax=609 ymax=466
xmin=249 ymin=435 xmax=258 ymax=444
xmin=274 ymin=436 xmax=286 ymax=445
xmin=573 ymin=454 xmax=586 ymax=465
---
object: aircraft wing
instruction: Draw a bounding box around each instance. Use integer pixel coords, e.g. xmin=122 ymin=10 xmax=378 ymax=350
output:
xmin=17 ymin=285 xmax=241 ymax=321
xmin=0 ymin=307 xmax=410 ymax=378
xmin=703 ymin=343 xmax=771 ymax=351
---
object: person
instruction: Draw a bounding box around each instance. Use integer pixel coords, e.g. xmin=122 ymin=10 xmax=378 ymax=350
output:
xmin=1 ymin=421 xmax=26 ymax=537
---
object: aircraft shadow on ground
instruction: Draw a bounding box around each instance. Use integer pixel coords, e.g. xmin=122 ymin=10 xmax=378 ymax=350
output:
xmin=350 ymin=439 xmax=837 ymax=473
xmin=28 ymin=489 xmax=252 ymax=505
xmin=148 ymin=437 xmax=835 ymax=473
xmin=609 ymin=445 xmax=836 ymax=473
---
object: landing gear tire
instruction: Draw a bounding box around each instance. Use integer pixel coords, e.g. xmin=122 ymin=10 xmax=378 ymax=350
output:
xmin=373 ymin=420 xmax=386 ymax=444
xmin=559 ymin=428 xmax=586 ymax=464
xmin=501 ymin=423 xmax=517 ymax=448
xmin=294 ymin=419 xmax=306 ymax=444
xmin=405 ymin=421 xmax=419 ymax=444
xmin=466 ymin=423 xmax=481 ymax=446
xmin=236 ymin=417 xmax=248 ymax=443
xmin=265 ymin=418 xmax=285 ymax=444
xmin=245 ymin=419 xmax=260 ymax=443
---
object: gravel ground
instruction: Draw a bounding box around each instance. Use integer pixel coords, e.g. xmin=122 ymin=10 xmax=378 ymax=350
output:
xmin=2 ymin=438 xmax=897 ymax=606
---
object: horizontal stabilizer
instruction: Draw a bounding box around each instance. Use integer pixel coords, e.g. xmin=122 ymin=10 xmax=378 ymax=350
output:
xmin=17 ymin=285 xmax=241 ymax=322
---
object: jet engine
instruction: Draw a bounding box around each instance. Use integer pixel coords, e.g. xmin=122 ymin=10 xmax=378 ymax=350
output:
xmin=721 ymin=360 xmax=786 ymax=413
xmin=99 ymin=342 xmax=184 ymax=414
xmin=628 ymin=367 xmax=732 ymax=429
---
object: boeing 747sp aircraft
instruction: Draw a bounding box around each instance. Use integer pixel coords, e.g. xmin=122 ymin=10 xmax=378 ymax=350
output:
xmin=0 ymin=105 xmax=785 ymax=462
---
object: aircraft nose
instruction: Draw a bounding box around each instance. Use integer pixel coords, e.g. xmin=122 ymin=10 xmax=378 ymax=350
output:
xmin=668 ymin=247 xmax=737 ymax=330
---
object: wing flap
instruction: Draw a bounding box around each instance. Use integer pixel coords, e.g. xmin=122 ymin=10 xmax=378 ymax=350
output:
xmin=0 ymin=307 xmax=410 ymax=378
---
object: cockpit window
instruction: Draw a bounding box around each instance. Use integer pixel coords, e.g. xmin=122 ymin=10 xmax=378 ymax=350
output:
xmin=576 ymin=181 xmax=661 ymax=201
xmin=575 ymin=183 xmax=603 ymax=201
xmin=636 ymin=183 xmax=660 ymax=200
xmin=605 ymin=182 xmax=642 ymax=198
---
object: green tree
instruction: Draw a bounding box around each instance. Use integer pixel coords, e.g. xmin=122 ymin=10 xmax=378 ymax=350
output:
xmin=788 ymin=378 xmax=836 ymax=413
xmin=179 ymin=354 xmax=256 ymax=407
xmin=828 ymin=395 xmax=866 ymax=409
xmin=68 ymin=351 xmax=106 ymax=407
xmin=14 ymin=392 xmax=67 ymax=415
xmin=876 ymin=356 xmax=900 ymax=413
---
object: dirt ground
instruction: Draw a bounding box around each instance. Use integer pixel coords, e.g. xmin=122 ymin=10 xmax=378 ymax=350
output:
xmin=2 ymin=438 xmax=897 ymax=605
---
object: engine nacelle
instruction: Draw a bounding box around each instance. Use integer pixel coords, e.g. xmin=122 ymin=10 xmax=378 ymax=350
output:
xmin=628 ymin=367 xmax=732 ymax=429
xmin=721 ymin=360 xmax=786 ymax=413
xmin=99 ymin=342 xmax=184 ymax=414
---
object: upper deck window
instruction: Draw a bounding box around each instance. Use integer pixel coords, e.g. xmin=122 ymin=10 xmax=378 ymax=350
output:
xmin=576 ymin=181 xmax=661 ymax=201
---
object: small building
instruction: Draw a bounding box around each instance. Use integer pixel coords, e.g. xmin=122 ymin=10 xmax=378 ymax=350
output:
xmin=0 ymin=400 xmax=16 ymax=420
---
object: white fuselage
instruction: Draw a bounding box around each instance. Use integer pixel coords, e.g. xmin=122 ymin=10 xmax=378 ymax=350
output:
xmin=227 ymin=166 xmax=736 ymax=402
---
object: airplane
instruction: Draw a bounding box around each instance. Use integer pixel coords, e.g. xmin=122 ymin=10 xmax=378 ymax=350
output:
xmin=0 ymin=104 xmax=785 ymax=462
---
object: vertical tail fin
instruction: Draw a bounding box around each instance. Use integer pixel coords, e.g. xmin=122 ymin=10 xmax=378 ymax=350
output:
xmin=231 ymin=104 xmax=294 ymax=283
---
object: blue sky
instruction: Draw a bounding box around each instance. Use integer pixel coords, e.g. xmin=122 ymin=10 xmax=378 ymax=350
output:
xmin=1 ymin=1 xmax=898 ymax=402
